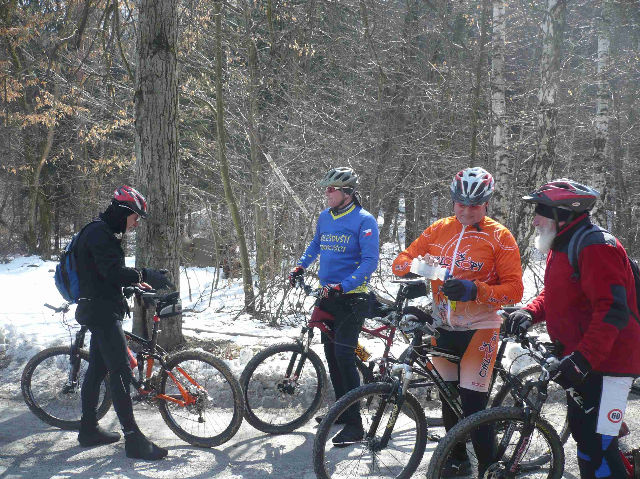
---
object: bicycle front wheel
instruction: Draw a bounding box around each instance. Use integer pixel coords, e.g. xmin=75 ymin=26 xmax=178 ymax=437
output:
xmin=426 ymin=406 xmax=564 ymax=479
xmin=158 ymin=350 xmax=244 ymax=447
xmin=314 ymin=382 xmax=428 ymax=479
xmin=492 ymin=364 xmax=570 ymax=444
xmin=240 ymin=342 xmax=327 ymax=434
xmin=21 ymin=346 xmax=112 ymax=430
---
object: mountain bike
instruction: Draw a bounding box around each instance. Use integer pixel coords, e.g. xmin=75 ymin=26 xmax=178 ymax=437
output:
xmin=239 ymin=277 xmax=408 ymax=434
xmin=21 ymin=287 xmax=244 ymax=447
xmin=312 ymin=297 xmax=566 ymax=479
xmin=424 ymin=334 xmax=569 ymax=478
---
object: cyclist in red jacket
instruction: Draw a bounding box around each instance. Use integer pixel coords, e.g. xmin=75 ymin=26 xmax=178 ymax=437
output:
xmin=505 ymin=179 xmax=640 ymax=479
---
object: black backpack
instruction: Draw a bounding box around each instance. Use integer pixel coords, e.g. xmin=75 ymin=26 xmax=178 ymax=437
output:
xmin=567 ymin=223 xmax=640 ymax=324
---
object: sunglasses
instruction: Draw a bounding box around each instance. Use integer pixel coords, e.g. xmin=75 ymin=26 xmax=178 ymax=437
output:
xmin=326 ymin=186 xmax=344 ymax=193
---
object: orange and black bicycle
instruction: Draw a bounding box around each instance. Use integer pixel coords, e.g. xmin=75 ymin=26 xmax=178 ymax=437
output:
xmin=21 ymin=287 xmax=244 ymax=447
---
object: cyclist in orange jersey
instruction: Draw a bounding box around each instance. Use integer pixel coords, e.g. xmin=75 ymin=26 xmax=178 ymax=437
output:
xmin=392 ymin=167 xmax=523 ymax=477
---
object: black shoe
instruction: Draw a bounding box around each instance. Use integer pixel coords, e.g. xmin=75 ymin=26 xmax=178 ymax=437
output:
xmin=440 ymin=455 xmax=472 ymax=477
xmin=332 ymin=423 xmax=365 ymax=448
xmin=315 ymin=415 xmax=347 ymax=425
xmin=78 ymin=425 xmax=121 ymax=447
xmin=124 ymin=430 xmax=168 ymax=460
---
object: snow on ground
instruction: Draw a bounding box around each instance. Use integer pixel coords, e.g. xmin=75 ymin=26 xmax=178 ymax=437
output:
xmin=0 ymin=250 xmax=545 ymax=398
xmin=1 ymin=251 xmax=632 ymax=478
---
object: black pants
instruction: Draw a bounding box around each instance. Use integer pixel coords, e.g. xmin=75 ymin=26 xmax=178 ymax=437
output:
xmin=568 ymin=372 xmax=629 ymax=479
xmin=81 ymin=320 xmax=137 ymax=432
xmin=319 ymin=294 xmax=371 ymax=425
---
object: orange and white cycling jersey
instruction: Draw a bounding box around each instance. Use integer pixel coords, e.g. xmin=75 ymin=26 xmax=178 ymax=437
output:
xmin=393 ymin=215 xmax=523 ymax=330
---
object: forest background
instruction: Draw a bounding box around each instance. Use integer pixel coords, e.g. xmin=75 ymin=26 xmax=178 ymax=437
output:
xmin=1 ymin=0 xmax=639 ymax=345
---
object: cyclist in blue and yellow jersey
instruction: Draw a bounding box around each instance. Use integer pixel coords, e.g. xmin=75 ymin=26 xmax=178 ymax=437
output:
xmin=288 ymin=167 xmax=379 ymax=447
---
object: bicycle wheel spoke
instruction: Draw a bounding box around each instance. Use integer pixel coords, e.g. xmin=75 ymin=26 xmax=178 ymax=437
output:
xmin=427 ymin=407 xmax=563 ymax=479
xmin=159 ymin=351 xmax=243 ymax=447
xmin=314 ymin=383 xmax=428 ymax=479
xmin=241 ymin=343 xmax=326 ymax=433
xmin=22 ymin=347 xmax=110 ymax=429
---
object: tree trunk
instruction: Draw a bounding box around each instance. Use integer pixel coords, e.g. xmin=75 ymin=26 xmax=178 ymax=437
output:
xmin=26 ymin=82 xmax=58 ymax=254
xmin=470 ymin=0 xmax=490 ymax=163
xmin=591 ymin=0 xmax=611 ymax=227
xmin=489 ymin=0 xmax=509 ymax=226
xmin=516 ymin=0 xmax=566 ymax=265
xmin=243 ymin=0 xmax=269 ymax=300
xmin=133 ymin=0 xmax=182 ymax=349
xmin=214 ymin=0 xmax=255 ymax=314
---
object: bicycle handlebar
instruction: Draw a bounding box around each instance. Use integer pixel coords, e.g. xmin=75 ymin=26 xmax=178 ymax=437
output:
xmin=44 ymin=303 xmax=71 ymax=314
xmin=293 ymin=276 xmax=322 ymax=298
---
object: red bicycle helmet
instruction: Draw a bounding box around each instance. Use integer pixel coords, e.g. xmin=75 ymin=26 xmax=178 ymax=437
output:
xmin=450 ymin=167 xmax=495 ymax=206
xmin=522 ymin=179 xmax=599 ymax=212
xmin=113 ymin=185 xmax=148 ymax=218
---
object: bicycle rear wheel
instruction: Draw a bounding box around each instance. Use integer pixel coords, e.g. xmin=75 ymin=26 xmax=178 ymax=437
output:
xmin=21 ymin=346 xmax=111 ymax=430
xmin=313 ymin=382 xmax=428 ymax=479
xmin=158 ymin=350 xmax=244 ymax=447
xmin=240 ymin=342 xmax=327 ymax=433
xmin=426 ymin=406 xmax=564 ymax=479
xmin=492 ymin=364 xmax=570 ymax=444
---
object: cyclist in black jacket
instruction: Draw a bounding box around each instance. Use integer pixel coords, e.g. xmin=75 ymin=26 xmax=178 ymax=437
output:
xmin=75 ymin=186 xmax=172 ymax=460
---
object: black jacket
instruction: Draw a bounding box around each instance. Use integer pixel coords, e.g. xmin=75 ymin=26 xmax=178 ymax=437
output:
xmin=75 ymin=204 xmax=141 ymax=325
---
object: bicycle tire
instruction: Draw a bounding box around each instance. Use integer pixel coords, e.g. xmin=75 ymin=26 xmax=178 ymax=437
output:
xmin=491 ymin=364 xmax=571 ymax=444
xmin=158 ymin=349 xmax=244 ymax=447
xmin=21 ymin=346 xmax=112 ymax=430
xmin=313 ymin=382 xmax=428 ymax=479
xmin=426 ymin=406 xmax=564 ymax=479
xmin=240 ymin=342 xmax=327 ymax=434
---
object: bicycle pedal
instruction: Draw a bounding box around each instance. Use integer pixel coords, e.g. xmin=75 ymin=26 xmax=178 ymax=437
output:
xmin=427 ymin=432 xmax=442 ymax=442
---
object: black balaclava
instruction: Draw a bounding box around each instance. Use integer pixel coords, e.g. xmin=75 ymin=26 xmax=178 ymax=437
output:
xmin=99 ymin=200 xmax=132 ymax=234
xmin=534 ymin=203 xmax=575 ymax=232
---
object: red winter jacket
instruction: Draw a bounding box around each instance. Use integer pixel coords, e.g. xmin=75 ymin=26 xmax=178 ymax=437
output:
xmin=526 ymin=215 xmax=640 ymax=376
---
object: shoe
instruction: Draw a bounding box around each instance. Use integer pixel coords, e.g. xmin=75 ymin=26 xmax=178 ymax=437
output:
xmin=78 ymin=425 xmax=121 ymax=447
xmin=315 ymin=415 xmax=347 ymax=425
xmin=124 ymin=430 xmax=168 ymax=460
xmin=332 ymin=423 xmax=365 ymax=448
xmin=440 ymin=455 xmax=472 ymax=477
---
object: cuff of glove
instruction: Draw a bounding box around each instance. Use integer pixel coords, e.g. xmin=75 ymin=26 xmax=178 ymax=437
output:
xmin=570 ymin=350 xmax=592 ymax=374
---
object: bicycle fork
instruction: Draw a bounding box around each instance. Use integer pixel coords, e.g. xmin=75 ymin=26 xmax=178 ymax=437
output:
xmin=63 ymin=328 xmax=87 ymax=393
xmin=368 ymin=363 xmax=413 ymax=451
xmin=280 ymin=329 xmax=313 ymax=393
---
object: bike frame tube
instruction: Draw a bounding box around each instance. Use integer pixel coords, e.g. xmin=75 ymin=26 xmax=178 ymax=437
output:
xmin=404 ymin=335 xmax=465 ymax=419
xmin=153 ymin=370 xmax=195 ymax=406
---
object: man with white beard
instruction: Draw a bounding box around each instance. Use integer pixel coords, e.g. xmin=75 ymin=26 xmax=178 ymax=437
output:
xmin=505 ymin=179 xmax=640 ymax=479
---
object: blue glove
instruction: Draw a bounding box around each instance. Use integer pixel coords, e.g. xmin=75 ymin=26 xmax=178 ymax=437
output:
xmin=441 ymin=279 xmax=477 ymax=302
xmin=552 ymin=351 xmax=592 ymax=390
xmin=321 ymin=283 xmax=343 ymax=299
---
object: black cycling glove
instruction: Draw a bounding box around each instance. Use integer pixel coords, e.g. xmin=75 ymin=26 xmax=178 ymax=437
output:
xmin=142 ymin=268 xmax=174 ymax=290
xmin=504 ymin=309 xmax=533 ymax=336
xmin=551 ymin=351 xmax=592 ymax=390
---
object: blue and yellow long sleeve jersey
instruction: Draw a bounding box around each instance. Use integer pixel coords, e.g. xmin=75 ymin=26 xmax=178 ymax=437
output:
xmin=297 ymin=204 xmax=379 ymax=293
